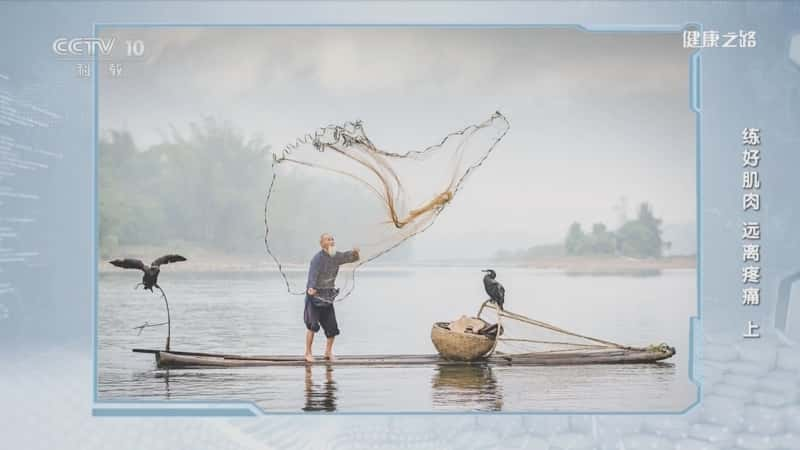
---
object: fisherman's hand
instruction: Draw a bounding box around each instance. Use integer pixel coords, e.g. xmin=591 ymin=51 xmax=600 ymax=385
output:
xmin=307 ymin=287 xmax=317 ymax=296
xmin=352 ymin=247 xmax=360 ymax=259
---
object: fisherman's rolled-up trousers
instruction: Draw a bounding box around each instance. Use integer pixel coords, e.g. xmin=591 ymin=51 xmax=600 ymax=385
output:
xmin=304 ymin=290 xmax=340 ymax=338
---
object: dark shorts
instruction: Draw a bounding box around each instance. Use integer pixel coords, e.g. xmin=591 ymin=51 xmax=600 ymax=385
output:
xmin=304 ymin=298 xmax=340 ymax=338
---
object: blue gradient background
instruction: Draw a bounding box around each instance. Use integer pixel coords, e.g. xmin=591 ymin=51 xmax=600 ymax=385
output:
xmin=1 ymin=1 xmax=799 ymax=449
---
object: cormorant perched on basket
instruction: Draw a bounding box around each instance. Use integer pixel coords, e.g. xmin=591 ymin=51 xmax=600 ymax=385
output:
xmin=109 ymin=254 xmax=186 ymax=291
xmin=481 ymin=269 xmax=505 ymax=311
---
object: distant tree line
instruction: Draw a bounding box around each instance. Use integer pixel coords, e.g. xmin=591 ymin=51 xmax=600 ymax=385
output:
xmin=99 ymin=118 xmax=272 ymax=258
xmin=565 ymin=203 xmax=670 ymax=258
xmin=494 ymin=202 xmax=670 ymax=261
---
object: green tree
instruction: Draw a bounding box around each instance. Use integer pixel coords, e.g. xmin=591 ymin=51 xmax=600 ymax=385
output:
xmin=590 ymin=222 xmax=616 ymax=254
xmin=560 ymin=202 xmax=666 ymax=259
xmin=616 ymin=202 xmax=665 ymax=258
xmin=98 ymin=119 xmax=273 ymax=257
xmin=565 ymin=222 xmax=587 ymax=255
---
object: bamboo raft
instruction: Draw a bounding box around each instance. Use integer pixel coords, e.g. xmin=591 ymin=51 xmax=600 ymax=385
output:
xmin=132 ymin=302 xmax=676 ymax=369
xmin=133 ymin=346 xmax=675 ymax=369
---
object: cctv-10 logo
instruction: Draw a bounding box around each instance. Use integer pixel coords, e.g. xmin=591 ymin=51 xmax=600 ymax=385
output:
xmin=52 ymin=37 xmax=145 ymax=57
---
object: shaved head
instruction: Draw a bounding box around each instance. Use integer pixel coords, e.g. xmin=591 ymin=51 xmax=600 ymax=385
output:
xmin=319 ymin=233 xmax=335 ymax=250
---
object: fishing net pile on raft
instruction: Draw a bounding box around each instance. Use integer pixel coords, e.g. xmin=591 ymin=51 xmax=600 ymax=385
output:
xmin=264 ymin=112 xmax=510 ymax=303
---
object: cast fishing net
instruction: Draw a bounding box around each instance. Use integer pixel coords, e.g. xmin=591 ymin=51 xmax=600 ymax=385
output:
xmin=264 ymin=112 xmax=510 ymax=303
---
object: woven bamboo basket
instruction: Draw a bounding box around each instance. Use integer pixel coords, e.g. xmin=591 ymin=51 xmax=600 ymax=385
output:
xmin=431 ymin=321 xmax=496 ymax=361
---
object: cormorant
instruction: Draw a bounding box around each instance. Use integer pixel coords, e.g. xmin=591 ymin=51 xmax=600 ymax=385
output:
xmin=109 ymin=254 xmax=186 ymax=291
xmin=481 ymin=269 xmax=505 ymax=311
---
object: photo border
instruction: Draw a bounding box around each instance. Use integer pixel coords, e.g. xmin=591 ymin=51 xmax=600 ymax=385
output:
xmin=92 ymin=22 xmax=703 ymax=417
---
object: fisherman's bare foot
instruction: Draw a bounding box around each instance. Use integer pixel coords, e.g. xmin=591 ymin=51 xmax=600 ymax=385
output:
xmin=304 ymin=353 xmax=314 ymax=363
xmin=324 ymin=354 xmax=335 ymax=362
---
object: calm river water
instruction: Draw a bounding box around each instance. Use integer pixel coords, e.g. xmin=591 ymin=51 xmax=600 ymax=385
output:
xmin=97 ymin=267 xmax=696 ymax=412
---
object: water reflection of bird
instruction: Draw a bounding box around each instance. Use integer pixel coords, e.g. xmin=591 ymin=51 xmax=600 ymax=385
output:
xmin=109 ymin=254 xmax=186 ymax=291
xmin=481 ymin=269 xmax=505 ymax=311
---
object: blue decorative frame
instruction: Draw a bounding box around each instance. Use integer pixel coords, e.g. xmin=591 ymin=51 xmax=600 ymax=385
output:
xmin=92 ymin=23 xmax=702 ymax=417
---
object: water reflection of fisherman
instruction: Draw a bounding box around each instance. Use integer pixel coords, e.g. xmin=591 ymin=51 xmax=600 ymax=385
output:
xmin=303 ymin=365 xmax=337 ymax=412
xmin=304 ymin=233 xmax=360 ymax=363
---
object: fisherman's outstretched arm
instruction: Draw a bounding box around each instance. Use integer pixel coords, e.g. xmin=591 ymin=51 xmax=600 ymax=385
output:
xmin=334 ymin=248 xmax=360 ymax=265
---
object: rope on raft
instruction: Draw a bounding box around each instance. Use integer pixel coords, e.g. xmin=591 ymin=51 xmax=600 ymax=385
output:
xmin=476 ymin=300 xmax=644 ymax=354
xmin=496 ymin=338 xmax=612 ymax=349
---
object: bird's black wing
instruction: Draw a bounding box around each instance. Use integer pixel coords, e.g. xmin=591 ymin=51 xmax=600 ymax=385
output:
xmin=497 ymin=283 xmax=505 ymax=301
xmin=483 ymin=277 xmax=494 ymax=294
xmin=151 ymin=254 xmax=187 ymax=267
xmin=109 ymin=258 xmax=146 ymax=271
xmin=484 ymin=279 xmax=500 ymax=299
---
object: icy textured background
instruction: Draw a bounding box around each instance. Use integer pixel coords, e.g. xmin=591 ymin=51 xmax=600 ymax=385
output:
xmin=2 ymin=1 xmax=800 ymax=449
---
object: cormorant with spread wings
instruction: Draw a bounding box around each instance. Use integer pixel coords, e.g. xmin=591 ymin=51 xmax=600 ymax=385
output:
xmin=109 ymin=254 xmax=186 ymax=291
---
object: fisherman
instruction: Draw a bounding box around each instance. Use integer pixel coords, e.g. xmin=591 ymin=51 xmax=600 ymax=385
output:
xmin=304 ymin=233 xmax=360 ymax=363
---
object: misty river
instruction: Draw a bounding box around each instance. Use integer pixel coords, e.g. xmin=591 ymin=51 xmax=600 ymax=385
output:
xmin=97 ymin=267 xmax=696 ymax=412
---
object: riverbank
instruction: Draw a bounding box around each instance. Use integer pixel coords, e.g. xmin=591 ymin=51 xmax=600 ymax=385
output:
xmin=520 ymin=255 xmax=695 ymax=274
xmin=99 ymin=245 xmax=695 ymax=274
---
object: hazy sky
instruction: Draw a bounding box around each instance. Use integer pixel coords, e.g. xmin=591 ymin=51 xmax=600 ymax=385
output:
xmin=99 ymin=27 xmax=695 ymax=256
